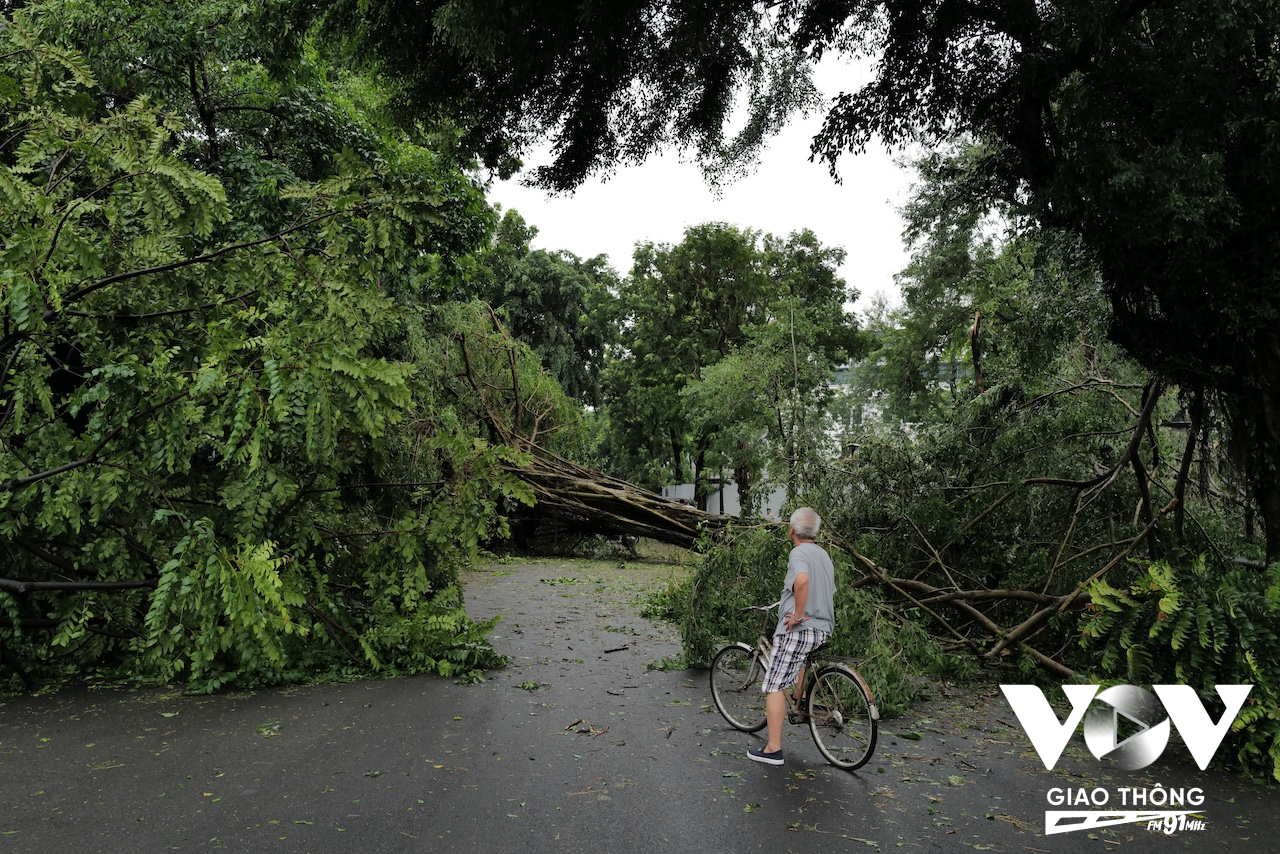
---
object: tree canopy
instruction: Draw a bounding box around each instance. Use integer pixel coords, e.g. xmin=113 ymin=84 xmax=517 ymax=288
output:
xmin=603 ymin=222 xmax=866 ymax=510
xmin=324 ymin=0 xmax=1280 ymax=561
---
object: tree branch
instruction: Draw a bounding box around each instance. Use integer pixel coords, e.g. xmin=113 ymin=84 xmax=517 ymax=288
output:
xmin=1173 ymin=389 xmax=1205 ymax=543
xmin=58 ymin=214 xmax=336 ymax=309
xmin=0 ymin=392 xmax=187 ymax=493
xmin=0 ymin=577 xmax=156 ymax=594
xmin=63 ymin=290 xmax=256 ymax=321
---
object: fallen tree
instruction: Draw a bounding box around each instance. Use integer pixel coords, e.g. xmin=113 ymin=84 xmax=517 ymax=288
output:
xmin=504 ymin=447 xmax=723 ymax=549
xmin=455 ymin=312 xmax=1199 ymax=681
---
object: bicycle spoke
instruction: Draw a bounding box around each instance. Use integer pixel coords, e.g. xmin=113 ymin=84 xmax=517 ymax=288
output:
xmin=709 ymin=645 xmax=768 ymax=733
xmin=807 ymin=666 xmax=877 ymax=770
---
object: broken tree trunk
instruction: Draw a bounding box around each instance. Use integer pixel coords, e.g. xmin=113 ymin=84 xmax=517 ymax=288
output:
xmin=504 ymin=446 xmax=731 ymax=549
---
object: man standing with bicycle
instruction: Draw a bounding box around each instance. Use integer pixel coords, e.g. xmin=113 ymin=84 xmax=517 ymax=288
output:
xmin=748 ymin=507 xmax=837 ymax=766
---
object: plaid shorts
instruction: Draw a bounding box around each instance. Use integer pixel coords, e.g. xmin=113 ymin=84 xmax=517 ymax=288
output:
xmin=761 ymin=628 xmax=830 ymax=694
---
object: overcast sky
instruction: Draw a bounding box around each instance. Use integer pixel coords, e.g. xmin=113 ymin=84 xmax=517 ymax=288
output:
xmin=486 ymin=58 xmax=916 ymax=316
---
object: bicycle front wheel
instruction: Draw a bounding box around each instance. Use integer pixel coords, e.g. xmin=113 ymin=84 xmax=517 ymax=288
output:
xmin=808 ymin=664 xmax=878 ymax=770
xmin=709 ymin=644 xmax=767 ymax=732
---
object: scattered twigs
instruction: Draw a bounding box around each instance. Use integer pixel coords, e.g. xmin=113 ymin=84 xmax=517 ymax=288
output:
xmin=1056 ymin=498 xmax=1178 ymax=614
xmin=826 ymin=532 xmax=1075 ymax=677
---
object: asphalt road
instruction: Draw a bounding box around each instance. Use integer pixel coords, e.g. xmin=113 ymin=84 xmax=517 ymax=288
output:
xmin=2 ymin=559 xmax=1276 ymax=853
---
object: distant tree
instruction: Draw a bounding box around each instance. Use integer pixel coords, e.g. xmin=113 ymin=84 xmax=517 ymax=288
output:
xmin=857 ymin=147 xmax=1111 ymax=424
xmin=683 ymin=300 xmax=843 ymax=515
xmin=605 ymin=223 xmax=769 ymax=501
xmin=470 ymin=210 xmax=617 ymax=406
xmin=605 ymin=223 xmax=865 ymax=509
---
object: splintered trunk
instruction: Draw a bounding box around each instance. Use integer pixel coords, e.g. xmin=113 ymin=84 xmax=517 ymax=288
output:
xmin=502 ymin=447 xmax=729 ymax=548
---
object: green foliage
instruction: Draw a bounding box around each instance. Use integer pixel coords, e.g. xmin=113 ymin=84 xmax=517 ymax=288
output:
xmin=0 ymin=3 xmax=533 ymax=692
xmin=139 ymin=525 xmax=306 ymax=689
xmin=310 ymin=0 xmax=822 ymax=191
xmin=810 ymin=147 xmax=1262 ymax=698
xmin=842 ymin=145 xmax=1110 ymax=429
xmin=416 ymin=299 xmax=585 ymax=456
xmin=1081 ymin=557 xmax=1280 ymax=780
xmin=650 ymin=527 xmax=951 ymax=717
xmin=321 ymin=0 xmax=1280 ymax=559
xmin=812 ymin=0 xmax=1280 ymax=560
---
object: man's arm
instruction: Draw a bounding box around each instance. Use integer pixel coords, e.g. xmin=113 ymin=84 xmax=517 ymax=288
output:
xmin=786 ymin=572 xmax=809 ymax=631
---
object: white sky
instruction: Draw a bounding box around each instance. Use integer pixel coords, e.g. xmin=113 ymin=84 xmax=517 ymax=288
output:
xmin=486 ymin=59 xmax=915 ymax=315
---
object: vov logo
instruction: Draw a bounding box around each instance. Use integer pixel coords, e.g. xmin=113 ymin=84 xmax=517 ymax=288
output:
xmin=1001 ymin=684 xmax=1252 ymax=770
xmin=1002 ymin=684 xmax=1252 ymax=837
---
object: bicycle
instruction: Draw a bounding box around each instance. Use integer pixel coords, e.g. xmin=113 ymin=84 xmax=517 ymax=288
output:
xmin=709 ymin=603 xmax=879 ymax=771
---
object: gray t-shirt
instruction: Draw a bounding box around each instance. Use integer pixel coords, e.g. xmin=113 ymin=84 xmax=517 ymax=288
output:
xmin=775 ymin=542 xmax=836 ymax=636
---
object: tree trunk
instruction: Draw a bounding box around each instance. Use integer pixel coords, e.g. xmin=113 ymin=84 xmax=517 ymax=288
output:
xmin=735 ymin=452 xmax=754 ymax=520
xmin=970 ymin=309 xmax=985 ymax=394
xmin=502 ymin=447 xmax=730 ymax=549
xmin=1234 ymin=347 xmax=1280 ymax=565
xmin=668 ymin=428 xmax=684 ymax=484
xmin=693 ymin=444 xmax=708 ymax=512
xmin=1173 ymin=390 xmax=1205 ymax=546
xmin=1262 ymin=480 xmax=1280 ymax=566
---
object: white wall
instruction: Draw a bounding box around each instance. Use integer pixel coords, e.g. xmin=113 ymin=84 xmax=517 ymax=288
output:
xmin=661 ymin=481 xmax=787 ymax=519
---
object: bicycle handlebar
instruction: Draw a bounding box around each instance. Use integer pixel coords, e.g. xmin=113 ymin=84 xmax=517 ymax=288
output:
xmin=738 ymin=601 xmax=781 ymax=614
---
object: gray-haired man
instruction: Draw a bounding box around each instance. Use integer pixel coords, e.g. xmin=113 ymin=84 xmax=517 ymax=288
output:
xmin=748 ymin=507 xmax=836 ymax=766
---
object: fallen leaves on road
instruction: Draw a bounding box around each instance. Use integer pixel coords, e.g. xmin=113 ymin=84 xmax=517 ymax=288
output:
xmin=563 ymin=719 xmax=609 ymax=736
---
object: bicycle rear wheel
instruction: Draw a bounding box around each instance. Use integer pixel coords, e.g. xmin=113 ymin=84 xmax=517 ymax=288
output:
xmin=709 ymin=644 xmax=767 ymax=732
xmin=807 ymin=664 xmax=878 ymax=770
